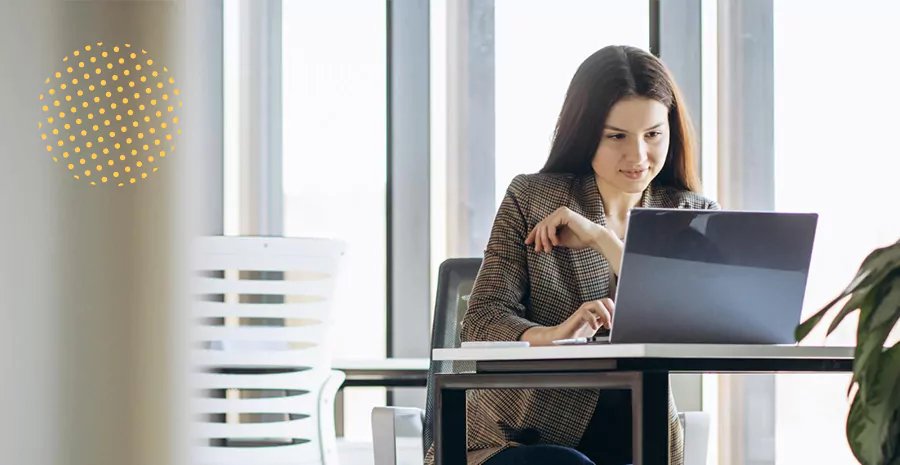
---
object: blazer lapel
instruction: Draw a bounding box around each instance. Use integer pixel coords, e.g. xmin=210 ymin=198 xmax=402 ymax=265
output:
xmin=568 ymin=173 xmax=610 ymax=302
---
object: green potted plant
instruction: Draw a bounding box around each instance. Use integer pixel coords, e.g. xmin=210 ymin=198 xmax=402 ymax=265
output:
xmin=795 ymin=240 xmax=900 ymax=465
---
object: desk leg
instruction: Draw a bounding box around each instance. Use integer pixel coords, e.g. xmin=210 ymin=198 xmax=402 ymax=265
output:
xmin=634 ymin=371 xmax=670 ymax=465
xmin=434 ymin=380 xmax=467 ymax=465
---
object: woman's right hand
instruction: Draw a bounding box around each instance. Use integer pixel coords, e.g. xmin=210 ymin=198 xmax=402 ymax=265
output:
xmin=520 ymin=299 xmax=614 ymax=346
xmin=552 ymin=299 xmax=614 ymax=340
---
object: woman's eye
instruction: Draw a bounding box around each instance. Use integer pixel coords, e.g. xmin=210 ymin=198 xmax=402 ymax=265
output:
xmin=645 ymin=131 xmax=662 ymax=139
xmin=606 ymin=133 xmax=625 ymax=140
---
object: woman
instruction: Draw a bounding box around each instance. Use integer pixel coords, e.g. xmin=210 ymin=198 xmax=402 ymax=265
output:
xmin=430 ymin=45 xmax=719 ymax=465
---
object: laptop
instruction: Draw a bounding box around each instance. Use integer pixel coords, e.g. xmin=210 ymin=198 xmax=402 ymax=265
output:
xmin=563 ymin=208 xmax=818 ymax=345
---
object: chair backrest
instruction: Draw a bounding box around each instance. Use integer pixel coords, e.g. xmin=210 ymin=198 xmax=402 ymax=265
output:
xmin=423 ymin=257 xmax=483 ymax=454
xmin=190 ymin=236 xmax=345 ymax=465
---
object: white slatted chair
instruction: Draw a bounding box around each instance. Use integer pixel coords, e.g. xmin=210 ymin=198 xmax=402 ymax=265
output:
xmin=191 ymin=236 xmax=346 ymax=465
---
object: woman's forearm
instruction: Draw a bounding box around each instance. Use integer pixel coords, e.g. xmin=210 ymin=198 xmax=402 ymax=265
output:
xmin=519 ymin=325 xmax=557 ymax=346
xmin=590 ymin=226 xmax=625 ymax=276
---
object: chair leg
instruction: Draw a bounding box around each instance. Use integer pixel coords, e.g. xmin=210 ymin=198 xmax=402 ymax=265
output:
xmin=318 ymin=370 xmax=346 ymax=465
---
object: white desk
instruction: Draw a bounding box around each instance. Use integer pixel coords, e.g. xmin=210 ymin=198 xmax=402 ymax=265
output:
xmin=431 ymin=344 xmax=854 ymax=465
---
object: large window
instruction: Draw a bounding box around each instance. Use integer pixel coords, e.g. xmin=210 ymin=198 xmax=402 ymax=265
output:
xmin=493 ymin=0 xmax=650 ymax=203
xmin=772 ymin=1 xmax=900 ymax=463
xmin=281 ymin=0 xmax=388 ymax=441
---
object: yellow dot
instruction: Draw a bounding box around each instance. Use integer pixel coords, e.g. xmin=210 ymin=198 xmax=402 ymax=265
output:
xmin=160 ymin=123 xmax=167 ymax=129
xmin=125 ymin=166 xmax=131 ymax=173
xmin=98 ymin=136 xmax=104 ymax=143
xmin=130 ymin=178 xmax=136 ymax=184
xmin=121 ymin=126 xmax=127 ymax=133
xmin=64 ymin=124 xmax=71 ymax=130
xmin=154 ymin=111 xmax=161 ymax=118
xmin=82 ymin=101 xmax=89 ymax=108
xmin=173 ymin=117 xmax=178 ymax=124
xmin=113 ymin=46 xmax=119 ymax=52
xmin=69 ymin=135 xmax=75 ymax=142
xmin=134 ymin=92 xmax=140 ymax=99
xmin=152 ymin=71 xmax=159 ymax=77
xmin=118 ymin=58 xmax=125 ymax=64
xmin=159 ymin=151 xmax=165 ymax=157
xmin=63 ymin=152 xmax=69 ymax=158
xmin=86 ymin=141 xmax=92 ymax=148
xmin=122 ymin=98 xmax=129 ymax=104
xmin=65 ymin=95 xmax=72 ymax=102
xmin=120 ymin=155 xmax=126 ymax=161
xmin=52 ymin=129 xmax=58 ymax=135
xmin=78 ymin=62 xmax=84 ymax=68
xmin=168 ymin=77 xmax=175 ymax=84
xmin=114 ymin=143 xmax=121 ymax=149
xmin=38 ymin=122 xmax=42 ymax=128
xmin=153 ymin=167 xmax=158 ymax=172
xmin=142 ymin=144 xmax=148 ymax=150
xmin=77 ymin=90 xmax=83 ymax=96
xmin=88 ymin=113 xmax=94 ymax=119
xmin=46 ymin=145 xmax=52 ymax=152
xmin=84 ymin=170 xmax=90 ymax=176
xmin=83 ymin=73 xmax=89 ymax=79
xmin=75 ymin=118 xmax=82 ymax=125
xmin=47 ymin=117 xmax=54 ymax=123
xmin=107 ymin=63 xmax=113 ymax=69
xmin=108 ymin=160 xmax=114 ymax=166
xmin=81 ymin=130 xmax=87 ymax=136
xmin=104 ymin=120 xmax=110 ymax=126
xmin=66 ymin=66 xmax=73 ymax=73
xmin=110 ymin=103 xmax=117 ymax=109
xmin=112 ymin=75 xmax=118 ymax=81
xmin=103 ymin=147 xmax=109 ymax=154
xmin=42 ymin=105 xmax=48 ymax=112
xmin=140 ymin=76 xmax=147 ymax=83
xmin=74 ymin=147 xmax=81 ymax=153
xmin=85 ymin=45 xmax=91 ymax=51
xmin=131 ymin=149 xmax=137 ymax=155
xmin=138 ymin=133 xmax=144 ymax=139
xmin=95 ymin=68 xmax=101 ymax=75
xmin=105 ymin=91 xmax=111 ymax=98
xmin=57 ymin=140 xmax=63 ymax=147
xmin=109 ymin=132 xmax=115 ymax=137
xmin=55 ymin=71 xmax=61 ymax=78
xmin=135 ymin=64 xmax=142 ymax=71
xmin=91 ymin=153 xmax=97 ymax=159
xmin=53 ymin=100 xmax=60 ymax=106
xmin=79 ymin=159 xmax=85 ymax=165
xmin=117 ymin=86 xmax=123 ymax=93
xmin=72 ymin=78 xmax=79 ymax=85
xmin=100 ymin=80 xmax=107 ymax=86
xmin=92 ymin=124 xmax=98 ymax=131
xmin=89 ymin=85 xmax=96 ymax=92
xmin=68 ymin=164 xmax=74 ymax=170
xmin=96 ymin=165 xmax=102 ymax=171
xmin=156 ymin=82 xmax=163 ymax=89
xmin=149 ymin=128 xmax=156 ymax=134
xmin=145 ymin=88 xmax=152 ymax=94
xmin=99 ymin=108 xmax=106 ymax=115
xmin=144 ymin=116 xmax=150 ymax=122
xmin=132 ymin=121 xmax=139 ymax=127
xmin=60 ymin=83 xmax=67 ymax=90
xmin=46 ymin=78 xmax=50 ymax=83
xmin=167 ymin=106 xmax=173 ymax=112
xmin=58 ymin=111 xmax=65 ymax=118
xmin=124 ymin=69 xmax=130 ymax=76
xmin=129 ymin=81 xmax=135 ymax=88
xmin=130 ymin=53 xmax=136 ymax=59
xmin=52 ymin=157 xmax=58 ymax=162
xmin=114 ymin=172 xmax=119 ymax=177
xmin=126 ymin=138 xmax=132 ymax=144
xmin=102 ymin=52 xmax=108 ymax=58
xmin=137 ymin=161 xmax=143 ymax=167
xmin=148 ymin=156 xmax=154 ymax=162
xmin=74 ymin=175 xmax=79 ymax=179
xmin=102 ymin=176 xmax=108 ymax=182
xmin=93 ymin=97 xmax=100 ymax=103
xmin=147 ymin=59 xmax=153 ymax=65
xmin=90 ymin=56 xmax=96 ymax=63
xmin=139 ymin=104 xmax=146 ymax=111
xmin=141 ymin=173 xmax=148 ymax=179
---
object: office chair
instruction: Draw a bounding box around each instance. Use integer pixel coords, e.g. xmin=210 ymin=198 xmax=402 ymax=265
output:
xmin=371 ymin=258 xmax=711 ymax=465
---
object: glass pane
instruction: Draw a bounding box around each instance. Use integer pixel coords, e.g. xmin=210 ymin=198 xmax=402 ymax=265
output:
xmin=494 ymin=0 xmax=650 ymax=204
xmin=773 ymin=1 xmax=900 ymax=463
xmin=282 ymin=0 xmax=387 ymax=441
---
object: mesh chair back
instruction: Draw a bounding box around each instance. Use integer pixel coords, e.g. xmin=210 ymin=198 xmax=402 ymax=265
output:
xmin=423 ymin=258 xmax=483 ymax=454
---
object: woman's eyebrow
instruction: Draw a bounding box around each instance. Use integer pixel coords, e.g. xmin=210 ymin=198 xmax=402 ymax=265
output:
xmin=604 ymin=122 xmax=665 ymax=133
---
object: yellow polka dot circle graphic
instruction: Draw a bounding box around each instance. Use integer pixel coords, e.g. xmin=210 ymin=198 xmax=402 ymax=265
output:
xmin=39 ymin=42 xmax=182 ymax=186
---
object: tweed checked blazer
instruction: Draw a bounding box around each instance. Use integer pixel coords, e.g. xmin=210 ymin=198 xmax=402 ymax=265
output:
xmin=426 ymin=171 xmax=718 ymax=465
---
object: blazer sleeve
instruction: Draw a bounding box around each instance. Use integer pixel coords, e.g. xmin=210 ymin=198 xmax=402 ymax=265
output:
xmin=459 ymin=174 xmax=539 ymax=342
xmin=707 ymin=198 xmax=721 ymax=210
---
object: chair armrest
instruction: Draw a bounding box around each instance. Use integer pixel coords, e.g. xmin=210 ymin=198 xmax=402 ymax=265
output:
xmin=372 ymin=406 xmax=425 ymax=465
xmin=679 ymin=412 xmax=711 ymax=465
xmin=318 ymin=370 xmax=346 ymax=465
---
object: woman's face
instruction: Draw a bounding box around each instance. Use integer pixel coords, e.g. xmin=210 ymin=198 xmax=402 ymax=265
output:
xmin=591 ymin=96 xmax=670 ymax=195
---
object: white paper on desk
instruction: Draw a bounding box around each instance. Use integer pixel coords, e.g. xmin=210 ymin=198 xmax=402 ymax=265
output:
xmin=460 ymin=341 xmax=530 ymax=348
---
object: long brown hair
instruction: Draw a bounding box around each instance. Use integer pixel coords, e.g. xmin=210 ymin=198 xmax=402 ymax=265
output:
xmin=540 ymin=45 xmax=700 ymax=192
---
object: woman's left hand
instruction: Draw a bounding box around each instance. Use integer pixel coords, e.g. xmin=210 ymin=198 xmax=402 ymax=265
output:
xmin=525 ymin=207 xmax=604 ymax=253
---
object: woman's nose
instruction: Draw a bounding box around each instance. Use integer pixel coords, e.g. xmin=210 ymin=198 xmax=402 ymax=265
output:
xmin=624 ymin=139 xmax=649 ymax=162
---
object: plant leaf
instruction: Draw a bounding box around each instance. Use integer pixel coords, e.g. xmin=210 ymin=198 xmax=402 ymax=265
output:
xmin=846 ymin=342 xmax=900 ymax=465
xmin=852 ymin=282 xmax=900 ymax=400
xmin=826 ymin=291 xmax=867 ymax=336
